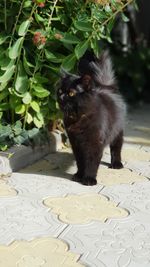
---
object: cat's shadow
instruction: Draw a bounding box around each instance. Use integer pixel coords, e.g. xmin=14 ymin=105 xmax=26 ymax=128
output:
xmin=20 ymin=150 xmax=110 ymax=180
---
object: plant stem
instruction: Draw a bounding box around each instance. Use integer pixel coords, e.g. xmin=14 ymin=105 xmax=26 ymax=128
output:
xmin=47 ymin=0 xmax=59 ymax=28
xmin=101 ymin=0 xmax=134 ymax=28
xmin=8 ymin=2 xmax=37 ymax=129
xmin=23 ymin=49 xmax=42 ymax=129
xmin=9 ymin=0 xmax=26 ymax=47
xmin=11 ymin=108 xmax=15 ymax=125
xmin=4 ymin=0 xmax=7 ymax=31
xmin=88 ymin=0 xmax=134 ymax=42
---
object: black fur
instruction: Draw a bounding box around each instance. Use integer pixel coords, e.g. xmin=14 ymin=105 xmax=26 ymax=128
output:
xmin=57 ymin=51 xmax=126 ymax=186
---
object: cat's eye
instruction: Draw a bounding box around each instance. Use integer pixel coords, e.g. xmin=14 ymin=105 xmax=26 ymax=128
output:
xmin=69 ymin=90 xmax=76 ymax=97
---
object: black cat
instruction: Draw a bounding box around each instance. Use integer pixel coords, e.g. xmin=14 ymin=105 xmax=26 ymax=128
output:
xmin=57 ymin=51 xmax=126 ymax=186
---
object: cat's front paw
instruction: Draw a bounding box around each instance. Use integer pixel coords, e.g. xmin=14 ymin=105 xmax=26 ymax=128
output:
xmin=109 ymin=161 xmax=123 ymax=169
xmin=81 ymin=176 xmax=97 ymax=186
xmin=73 ymin=173 xmax=97 ymax=186
xmin=72 ymin=172 xmax=81 ymax=183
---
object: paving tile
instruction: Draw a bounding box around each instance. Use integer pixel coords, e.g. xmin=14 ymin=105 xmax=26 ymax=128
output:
xmin=100 ymin=181 xmax=150 ymax=231
xmin=60 ymin=181 xmax=150 ymax=267
xmin=60 ymin=218 xmax=150 ymax=267
xmin=0 ymin=237 xmax=84 ymax=267
xmin=0 ymin=179 xmax=17 ymax=197
xmin=0 ymin=196 xmax=67 ymax=245
xmin=125 ymin=161 xmax=150 ymax=178
xmin=9 ymin=172 xmax=103 ymax=198
xmin=97 ymin=168 xmax=147 ymax=186
xmin=121 ymin=148 xmax=149 ymax=162
xmin=44 ymin=194 xmax=128 ymax=224
xmin=141 ymin=145 xmax=150 ymax=153
xmin=0 ymin=105 xmax=149 ymax=267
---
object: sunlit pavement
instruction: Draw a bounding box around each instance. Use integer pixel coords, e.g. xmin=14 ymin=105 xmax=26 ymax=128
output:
xmin=0 ymin=105 xmax=150 ymax=267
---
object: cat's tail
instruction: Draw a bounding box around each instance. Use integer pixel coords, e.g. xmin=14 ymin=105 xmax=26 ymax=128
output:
xmin=89 ymin=50 xmax=115 ymax=87
xmin=78 ymin=50 xmax=115 ymax=87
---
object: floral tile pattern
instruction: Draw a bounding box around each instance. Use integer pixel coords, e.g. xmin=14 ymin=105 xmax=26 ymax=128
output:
xmin=0 ymin=105 xmax=149 ymax=266
xmin=44 ymin=194 xmax=128 ymax=224
xmin=0 ymin=237 xmax=83 ymax=267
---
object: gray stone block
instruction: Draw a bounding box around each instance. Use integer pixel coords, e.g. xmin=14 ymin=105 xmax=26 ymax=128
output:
xmin=0 ymin=131 xmax=63 ymax=175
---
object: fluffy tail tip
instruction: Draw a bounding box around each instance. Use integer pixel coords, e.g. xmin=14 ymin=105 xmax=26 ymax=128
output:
xmin=91 ymin=50 xmax=115 ymax=86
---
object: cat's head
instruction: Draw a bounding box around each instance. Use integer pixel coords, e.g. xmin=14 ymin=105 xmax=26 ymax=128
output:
xmin=57 ymin=51 xmax=115 ymax=115
xmin=57 ymin=69 xmax=93 ymax=114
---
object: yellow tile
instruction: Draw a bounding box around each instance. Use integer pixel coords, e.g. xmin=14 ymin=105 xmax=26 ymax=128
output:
xmin=124 ymin=136 xmax=150 ymax=146
xmin=0 ymin=237 xmax=83 ymax=267
xmin=44 ymin=194 xmax=128 ymax=224
xmin=0 ymin=180 xmax=17 ymax=197
xmin=21 ymin=160 xmax=58 ymax=174
xmin=97 ymin=168 xmax=147 ymax=186
xmin=122 ymin=148 xmax=150 ymax=161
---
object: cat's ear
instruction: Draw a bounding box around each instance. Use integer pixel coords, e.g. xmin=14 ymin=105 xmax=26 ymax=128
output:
xmin=81 ymin=74 xmax=92 ymax=91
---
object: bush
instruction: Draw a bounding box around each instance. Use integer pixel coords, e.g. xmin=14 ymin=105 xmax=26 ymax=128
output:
xmin=0 ymin=0 xmax=133 ymax=148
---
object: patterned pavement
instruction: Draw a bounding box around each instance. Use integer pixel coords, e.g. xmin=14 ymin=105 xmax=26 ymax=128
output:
xmin=0 ymin=105 xmax=149 ymax=267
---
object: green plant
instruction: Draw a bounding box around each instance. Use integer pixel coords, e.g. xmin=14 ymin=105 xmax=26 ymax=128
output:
xmin=0 ymin=120 xmax=49 ymax=151
xmin=0 ymin=0 xmax=134 ymax=149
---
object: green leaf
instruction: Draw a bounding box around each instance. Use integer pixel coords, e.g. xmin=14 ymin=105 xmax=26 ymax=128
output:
xmin=62 ymin=43 xmax=73 ymax=52
xmin=26 ymin=112 xmax=33 ymax=124
xmin=45 ymin=50 xmax=64 ymax=63
xmin=23 ymin=49 xmax=34 ymax=76
xmin=15 ymin=62 xmax=29 ymax=93
xmin=34 ymin=73 xmax=49 ymax=84
xmin=36 ymin=112 xmax=44 ymax=122
xmin=28 ymin=128 xmax=39 ymax=138
xmin=0 ymin=90 xmax=9 ymax=101
xmin=62 ymin=53 xmax=76 ymax=71
xmin=90 ymin=39 xmax=101 ymax=57
xmin=9 ymin=94 xmax=20 ymax=109
xmin=107 ymin=18 xmax=115 ymax=33
xmin=0 ymin=65 xmax=15 ymax=83
xmin=133 ymin=0 xmax=139 ymax=11
xmin=0 ymin=54 xmax=8 ymax=67
xmin=0 ymin=82 xmax=8 ymax=91
xmin=0 ymin=103 xmax=9 ymax=111
xmin=23 ymin=0 xmax=32 ymax=8
xmin=22 ymin=92 xmax=32 ymax=104
xmin=9 ymin=37 xmax=23 ymax=59
xmin=30 ymin=101 xmax=40 ymax=112
xmin=0 ymin=124 xmax=12 ymax=139
xmin=1 ymin=59 xmax=15 ymax=71
xmin=105 ymin=4 xmax=112 ymax=13
xmin=15 ymin=120 xmax=22 ymax=127
xmin=32 ymin=85 xmax=50 ymax=98
xmin=18 ymin=20 xmax=30 ymax=36
xmin=15 ymin=104 xmax=26 ymax=114
xmin=121 ymin=13 xmax=129 ymax=22
xmin=61 ymin=33 xmax=80 ymax=44
xmin=0 ymin=35 xmax=9 ymax=45
xmin=75 ymin=40 xmax=89 ymax=59
xmin=23 ymin=56 xmax=33 ymax=76
xmin=13 ymin=121 xmax=23 ymax=135
xmin=33 ymin=115 xmax=43 ymax=128
xmin=0 ymin=144 xmax=8 ymax=151
xmin=13 ymin=134 xmax=27 ymax=145
xmin=45 ymin=50 xmax=56 ymax=60
xmin=35 ymin=13 xmax=45 ymax=23
xmin=74 ymin=21 xmax=92 ymax=32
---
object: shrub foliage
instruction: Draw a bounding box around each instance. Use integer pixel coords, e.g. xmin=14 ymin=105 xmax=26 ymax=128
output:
xmin=0 ymin=0 xmax=133 ymax=132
